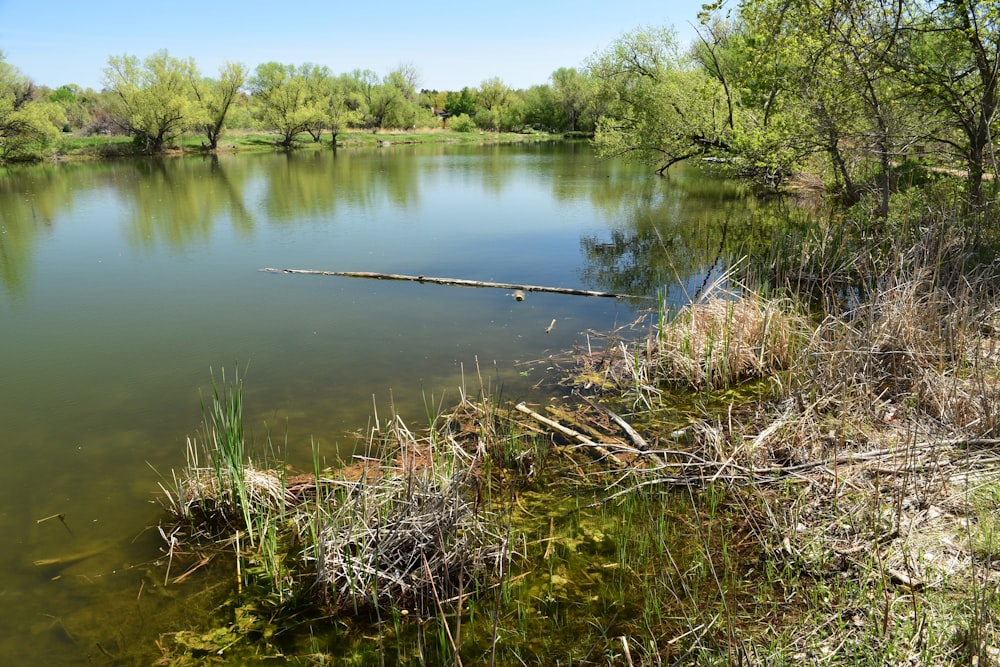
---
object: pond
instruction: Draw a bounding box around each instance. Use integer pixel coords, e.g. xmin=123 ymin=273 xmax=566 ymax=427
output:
xmin=0 ymin=141 xmax=773 ymax=664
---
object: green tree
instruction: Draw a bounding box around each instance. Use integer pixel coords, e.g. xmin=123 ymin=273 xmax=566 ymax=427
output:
xmin=381 ymin=65 xmax=422 ymax=129
xmin=728 ymin=0 xmax=913 ymax=210
xmin=342 ymin=69 xmax=410 ymax=130
xmin=103 ymin=50 xmax=203 ymax=153
xmin=589 ymin=27 xmax=736 ymax=175
xmin=249 ymin=62 xmax=325 ymax=146
xmin=0 ymin=52 xmax=65 ymax=161
xmin=299 ymin=63 xmax=334 ymax=142
xmin=444 ymin=87 xmax=476 ymax=117
xmin=474 ymin=77 xmax=522 ymax=131
xmin=191 ymin=61 xmax=247 ymax=150
xmin=551 ymin=67 xmax=595 ymax=132
xmin=324 ymin=75 xmax=362 ymax=145
xmin=891 ymin=0 xmax=1000 ymax=214
xmin=521 ymin=84 xmax=559 ymax=130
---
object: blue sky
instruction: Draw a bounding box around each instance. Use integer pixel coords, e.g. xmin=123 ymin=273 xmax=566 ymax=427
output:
xmin=0 ymin=0 xmax=709 ymax=91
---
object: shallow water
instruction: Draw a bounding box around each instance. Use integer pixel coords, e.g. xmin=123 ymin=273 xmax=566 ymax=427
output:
xmin=0 ymin=142 xmax=763 ymax=664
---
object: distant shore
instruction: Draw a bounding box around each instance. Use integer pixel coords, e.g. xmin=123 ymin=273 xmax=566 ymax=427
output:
xmin=46 ymin=128 xmax=590 ymax=163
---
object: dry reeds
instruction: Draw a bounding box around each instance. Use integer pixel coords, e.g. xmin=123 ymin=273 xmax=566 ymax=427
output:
xmin=307 ymin=429 xmax=503 ymax=613
xmin=788 ymin=242 xmax=1000 ymax=460
xmin=159 ymin=381 xmax=507 ymax=616
xmin=654 ymin=288 xmax=804 ymax=391
xmin=573 ymin=280 xmax=807 ymax=400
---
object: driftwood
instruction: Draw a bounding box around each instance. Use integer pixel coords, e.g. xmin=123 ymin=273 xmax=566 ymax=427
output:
xmin=579 ymin=396 xmax=650 ymax=451
xmin=260 ymin=268 xmax=651 ymax=300
xmin=515 ymin=402 xmax=625 ymax=467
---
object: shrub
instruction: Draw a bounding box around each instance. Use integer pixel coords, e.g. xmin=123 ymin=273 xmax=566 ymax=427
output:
xmin=449 ymin=113 xmax=476 ymax=133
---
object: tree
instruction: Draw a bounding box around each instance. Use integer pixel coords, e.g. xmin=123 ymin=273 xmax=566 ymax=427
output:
xmin=550 ymin=67 xmax=595 ymax=132
xmin=589 ymin=26 xmax=736 ymax=174
xmin=444 ymin=87 xmax=476 ymax=117
xmin=381 ymin=65 xmax=422 ymax=129
xmin=386 ymin=63 xmax=420 ymax=103
xmin=0 ymin=52 xmax=65 ymax=161
xmin=474 ymin=77 xmax=522 ymax=131
xmin=726 ymin=0 xmax=919 ymax=210
xmin=103 ymin=50 xmax=203 ymax=153
xmin=892 ymin=0 xmax=1000 ymax=214
xmin=521 ymin=84 xmax=560 ymax=130
xmin=191 ymin=61 xmax=247 ymax=150
xmin=299 ymin=64 xmax=333 ymax=142
xmin=249 ymin=62 xmax=325 ymax=147
xmin=343 ymin=69 xmax=392 ymax=130
xmin=48 ymin=84 xmax=101 ymax=130
xmin=324 ymin=75 xmax=362 ymax=144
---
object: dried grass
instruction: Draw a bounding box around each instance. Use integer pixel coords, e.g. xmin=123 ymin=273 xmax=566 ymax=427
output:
xmin=655 ymin=288 xmax=805 ymax=391
xmin=570 ymin=283 xmax=807 ymax=401
xmin=782 ymin=251 xmax=1000 ymax=463
xmin=306 ymin=416 xmax=505 ymax=613
xmin=570 ymin=233 xmax=1000 ymax=666
xmin=160 ymin=401 xmax=507 ymax=616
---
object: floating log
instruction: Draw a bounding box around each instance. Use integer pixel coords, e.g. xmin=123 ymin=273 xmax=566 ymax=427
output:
xmin=259 ymin=268 xmax=652 ymax=300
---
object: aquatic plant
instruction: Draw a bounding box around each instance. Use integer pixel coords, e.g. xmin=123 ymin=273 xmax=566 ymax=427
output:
xmin=159 ymin=384 xmax=510 ymax=625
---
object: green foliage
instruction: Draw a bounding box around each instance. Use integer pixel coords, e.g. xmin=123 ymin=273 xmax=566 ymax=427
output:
xmin=521 ymin=84 xmax=559 ymax=131
xmin=473 ymin=77 xmax=523 ymax=131
xmin=590 ymin=27 xmax=735 ymax=174
xmin=191 ymin=61 xmax=247 ymax=149
xmin=249 ymin=62 xmax=326 ymax=146
xmin=550 ymin=67 xmax=596 ymax=132
xmin=322 ymin=74 xmax=363 ymax=140
xmin=0 ymin=55 xmax=64 ymax=161
xmin=444 ymin=87 xmax=476 ymax=117
xmin=0 ymin=94 xmax=64 ymax=161
xmin=890 ymin=0 xmax=1000 ymax=213
xmin=448 ymin=113 xmax=476 ymax=132
xmin=103 ymin=50 xmax=204 ymax=153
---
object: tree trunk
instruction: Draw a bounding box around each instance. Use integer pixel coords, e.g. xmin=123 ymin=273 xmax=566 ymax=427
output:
xmin=827 ymin=134 xmax=859 ymax=205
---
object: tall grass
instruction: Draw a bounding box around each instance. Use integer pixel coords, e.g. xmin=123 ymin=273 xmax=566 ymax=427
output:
xmin=572 ymin=275 xmax=808 ymax=407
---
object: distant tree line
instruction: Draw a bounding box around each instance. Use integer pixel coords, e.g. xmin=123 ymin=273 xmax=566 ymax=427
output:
xmin=2 ymin=0 xmax=996 ymax=218
xmin=0 ymin=48 xmax=602 ymax=161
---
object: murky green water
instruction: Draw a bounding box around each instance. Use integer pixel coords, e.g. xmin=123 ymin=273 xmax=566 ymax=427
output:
xmin=0 ymin=142 xmax=769 ymax=664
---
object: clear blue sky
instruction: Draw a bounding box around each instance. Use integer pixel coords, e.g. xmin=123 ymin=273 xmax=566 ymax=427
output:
xmin=0 ymin=0 xmax=709 ymax=91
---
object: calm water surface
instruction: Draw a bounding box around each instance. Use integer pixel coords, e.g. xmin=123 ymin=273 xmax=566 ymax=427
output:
xmin=0 ymin=142 xmax=764 ymax=664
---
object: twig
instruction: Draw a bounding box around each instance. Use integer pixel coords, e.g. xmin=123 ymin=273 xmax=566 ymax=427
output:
xmin=579 ymin=396 xmax=650 ymax=451
xmin=37 ymin=513 xmax=74 ymax=537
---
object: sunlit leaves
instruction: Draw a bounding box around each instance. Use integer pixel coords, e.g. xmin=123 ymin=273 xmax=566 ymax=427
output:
xmin=589 ymin=27 xmax=734 ymax=174
xmin=103 ymin=50 xmax=203 ymax=153
xmin=191 ymin=62 xmax=247 ymax=149
xmin=0 ymin=51 xmax=65 ymax=161
xmin=249 ymin=62 xmax=326 ymax=146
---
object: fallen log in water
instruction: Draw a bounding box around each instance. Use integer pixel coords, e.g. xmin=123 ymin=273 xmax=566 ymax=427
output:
xmin=259 ymin=268 xmax=652 ymax=300
xmin=515 ymin=402 xmax=625 ymax=468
